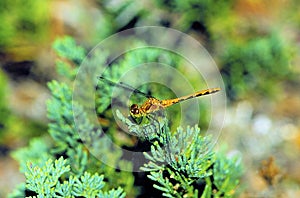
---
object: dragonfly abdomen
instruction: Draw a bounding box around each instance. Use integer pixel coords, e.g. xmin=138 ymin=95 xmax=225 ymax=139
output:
xmin=160 ymin=88 xmax=220 ymax=108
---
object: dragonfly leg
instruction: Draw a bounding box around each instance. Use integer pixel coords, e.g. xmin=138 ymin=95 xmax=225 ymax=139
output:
xmin=146 ymin=111 xmax=166 ymax=134
xmin=130 ymin=115 xmax=143 ymax=125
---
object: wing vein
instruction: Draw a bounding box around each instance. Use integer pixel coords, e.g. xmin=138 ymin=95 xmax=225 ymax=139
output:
xmin=98 ymin=76 xmax=153 ymax=98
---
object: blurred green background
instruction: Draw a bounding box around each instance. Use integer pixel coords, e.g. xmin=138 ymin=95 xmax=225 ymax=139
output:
xmin=0 ymin=0 xmax=299 ymax=197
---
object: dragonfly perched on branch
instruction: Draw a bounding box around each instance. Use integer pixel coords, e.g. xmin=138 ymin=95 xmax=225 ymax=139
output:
xmin=98 ymin=76 xmax=220 ymax=124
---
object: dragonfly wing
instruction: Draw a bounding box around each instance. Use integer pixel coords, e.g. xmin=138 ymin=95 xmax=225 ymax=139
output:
xmin=98 ymin=76 xmax=153 ymax=98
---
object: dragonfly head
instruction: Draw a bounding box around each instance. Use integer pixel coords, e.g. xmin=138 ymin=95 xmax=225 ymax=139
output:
xmin=130 ymin=104 xmax=141 ymax=117
xmin=129 ymin=104 xmax=144 ymax=124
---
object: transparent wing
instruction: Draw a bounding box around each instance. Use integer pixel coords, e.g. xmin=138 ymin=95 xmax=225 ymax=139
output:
xmin=97 ymin=76 xmax=153 ymax=98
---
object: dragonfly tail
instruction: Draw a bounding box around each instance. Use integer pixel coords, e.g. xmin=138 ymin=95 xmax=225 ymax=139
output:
xmin=160 ymin=88 xmax=220 ymax=108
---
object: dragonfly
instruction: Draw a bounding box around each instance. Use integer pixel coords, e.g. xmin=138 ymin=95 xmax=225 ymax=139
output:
xmin=98 ymin=76 xmax=220 ymax=124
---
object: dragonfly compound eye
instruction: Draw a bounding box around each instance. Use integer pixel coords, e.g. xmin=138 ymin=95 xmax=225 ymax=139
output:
xmin=130 ymin=104 xmax=139 ymax=115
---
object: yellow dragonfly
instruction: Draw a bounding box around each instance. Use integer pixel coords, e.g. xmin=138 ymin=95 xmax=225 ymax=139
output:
xmin=98 ymin=76 xmax=220 ymax=124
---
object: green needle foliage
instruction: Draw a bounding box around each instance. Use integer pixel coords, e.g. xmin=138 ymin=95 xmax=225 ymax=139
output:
xmin=11 ymin=36 xmax=242 ymax=197
xmin=24 ymin=157 xmax=125 ymax=198
xmin=10 ymin=37 xmax=136 ymax=197
xmin=117 ymin=111 xmax=242 ymax=197
xmin=10 ymin=80 xmax=133 ymax=197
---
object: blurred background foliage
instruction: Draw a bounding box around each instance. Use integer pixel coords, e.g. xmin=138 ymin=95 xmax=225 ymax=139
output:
xmin=0 ymin=0 xmax=300 ymax=197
